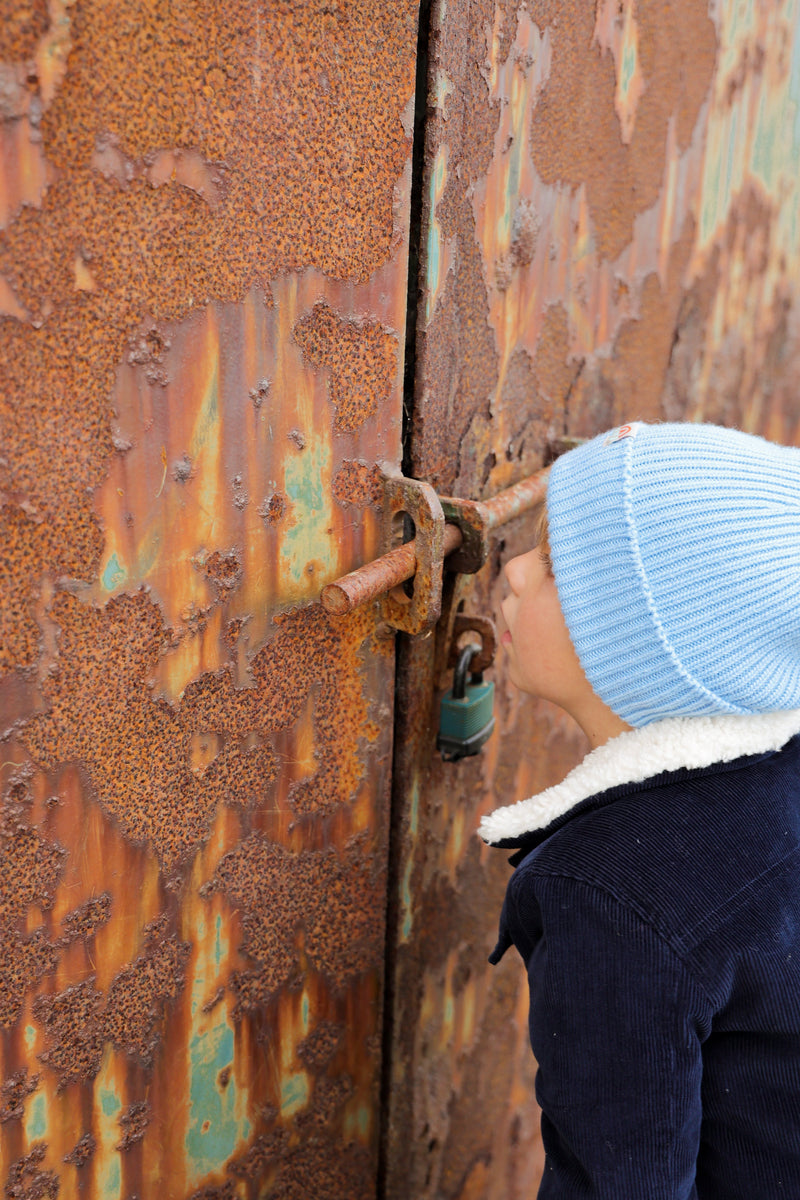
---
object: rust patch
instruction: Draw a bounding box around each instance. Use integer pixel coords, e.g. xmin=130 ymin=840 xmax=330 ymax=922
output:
xmin=187 ymin=1185 xmax=236 ymax=1200
xmin=331 ymin=461 xmax=384 ymax=509
xmin=205 ymin=833 xmax=383 ymax=1013
xmin=104 ymin=934 xmax=189 ymax=1064
xmin=39 ymin=1 xmax=416 ymax=275
xmin=62 ymin=1133 xmax=95 ymax=1168
xmin=528 ymin=0 xmax=716 ymax=260
xmin=34 ymin=932 xmax=189 ymax=1088
xmin=568 ymin=215 xmax=698 ymax=432
xmin=249 ymin=378 xmax=270 ymax=409
xmin=0 ymin=508 xmax=47 ymax=672
xmin=5 ymin=1143 xmax=58 ymax=1200
xmin=0 ymin=768 xmax=64 ymax=1025
xmin=297 ymin=1020 xmax=343 ymax=1070
xmin=183 ymin=603 xmax=377 ymax=825
xmin=0 ymin=0 xmax=416 ymax=695
xmin=0 ymin=929 xmax=58 ymax=1027
xmin=295 ymin=1075 xmax=354 ymax=1131
xmin=228 ymin=1129 xmax=290 ymax=1179
xmin=258 ymin=492 xmax=289 ymax=525
xmin=21 ymin=590 xmax=202 ymax=869
xmin=204 ymin=550 xmax=243 ymax=594
xmin=116 ymin=1101 xmax=150 ymax=1152
xmin=33 ymin=979 xmax=105 ymax=1089
xmin=294 ymin=303 xmax=398 ymax=433
xmin=60 ymin=892 xmax=111 ymax=941
xmin=0 ymin=1069 xmax=39 ymax=1124
xmin=0 ymin=0 xmax=48 ymax=60
xmin=267 ymin=1140 xmax=374 ymax=1200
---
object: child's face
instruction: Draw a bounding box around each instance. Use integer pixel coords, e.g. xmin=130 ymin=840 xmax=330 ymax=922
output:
xmin=500 ymin=548 xmax=588 ymax=710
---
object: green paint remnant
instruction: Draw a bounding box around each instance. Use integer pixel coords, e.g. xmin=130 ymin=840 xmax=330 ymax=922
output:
xmin=102 ymin=1158 xmax=121 ymax=1199
xmin=25 ymin=1092 xmax=46 ymax=1141
xmin=433 ymin=68 xmax=454 ymax=109
xmin=620 ymin=43 xmax=636 ymax=95
xmin=400 ymin=782 xmax=420 ymax=942
xmin=213 ymin=913 xmax=226 ymax=970
xmin=100 ymin=1085 xmax=122 ymax=1119
xmin=425 ymin=146 xmax=449 ymax=322
xmin=24 ymin=1025 xmax=36 ymax=1050
xmin=280 ymin=440 xmax=334 ymax=593
xmin=95 ymin=1056 xmax=123 ymax=1200
xmin=344 ymin=1103 xmax=371 ymax=1142
xmin=185 ymin=1018 xmax=250 ymax=1184
xmin=444 ymin=993 xmax=455 ymax=1031
xmin=301 ymin=991 xmax=310 ymax=1033
xmin=101 ymin=552 xmax=126 ymax=592
xmin=280 ymin=1072 xmax=309 ymax=1119
xmin=400 ymin=858 xmax=413 ymax=942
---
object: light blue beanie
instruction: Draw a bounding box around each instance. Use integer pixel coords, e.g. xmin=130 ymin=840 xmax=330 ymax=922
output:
xmin=547 ymin=421 xmax=800 ymax=726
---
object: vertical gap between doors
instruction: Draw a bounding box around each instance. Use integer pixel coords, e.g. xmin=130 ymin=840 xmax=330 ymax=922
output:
xmin=377 ymin=1 xmax=432 ymax=1195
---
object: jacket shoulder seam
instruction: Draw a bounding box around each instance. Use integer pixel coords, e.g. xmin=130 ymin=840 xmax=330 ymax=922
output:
xmin=510 ymin=865 xmax=716 ymax=1010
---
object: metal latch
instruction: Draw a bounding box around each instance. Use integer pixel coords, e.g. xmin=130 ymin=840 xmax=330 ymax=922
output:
xmin=320 ymin=453 xmax=578 ymax=633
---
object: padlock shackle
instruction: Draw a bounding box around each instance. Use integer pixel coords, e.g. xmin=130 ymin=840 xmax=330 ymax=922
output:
xmin=452 ymin=643 xmax=481 ymax=700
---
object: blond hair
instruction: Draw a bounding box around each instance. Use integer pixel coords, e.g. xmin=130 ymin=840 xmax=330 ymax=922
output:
xmin=533 ymin=502 xmax=553 ymax=575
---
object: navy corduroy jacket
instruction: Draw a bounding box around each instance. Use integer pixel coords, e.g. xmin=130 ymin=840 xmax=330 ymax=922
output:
xmin=486 ymin=718 xmax=800 ymax=1199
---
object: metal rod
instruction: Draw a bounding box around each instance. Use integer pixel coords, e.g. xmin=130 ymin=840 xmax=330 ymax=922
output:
xmin=321 ymin=523 xmax=462 ymax=615
xmin=480 ymin=466 xmax=549 ymax=529
xmin=321 ymin=467 xmax=548 ymax=616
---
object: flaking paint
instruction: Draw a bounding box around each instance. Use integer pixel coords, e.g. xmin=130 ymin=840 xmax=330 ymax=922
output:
xmin=1 ymin=1 xmax=416 ymax=1196
xmin=384 ymin=1 xmax=800 ymax=1197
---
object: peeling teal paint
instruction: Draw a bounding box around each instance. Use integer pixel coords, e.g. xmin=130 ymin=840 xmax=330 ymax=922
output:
xmin=425 ymin=146 xmax=448 ymax=323
xmin=100 ymin=1085 xmax=121 ymax=1120
xmin=98 ymin=1080 xmax=122 ymax=1200
xmin=185 ymin=1018 xmax=250 ymax=1181
xmin=214 ymin=913 xmax=224 ymax=970
xmin=280 ymin=1072 xmax=309 ymax=1119
xmin=101 ymin=552 xmax=126 ymax=592
xmin=620 ymin=42 xmax=636 ymax=96
xmin=24 ymin=1025 xmax=35 ymax=1050
xmin=280 ymin=440 xmax=334 ymax=593
xmin=25 ymin=1091 xmax=46 ymax=1142
xmin=301 ymin=991 xmax=310 ymax=1033
xmin=102 ymin=1158 xmax=121 ymax=1199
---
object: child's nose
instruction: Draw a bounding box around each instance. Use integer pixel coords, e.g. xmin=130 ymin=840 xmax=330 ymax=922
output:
xmin=504 ymin=553 xmax=524 ymax=592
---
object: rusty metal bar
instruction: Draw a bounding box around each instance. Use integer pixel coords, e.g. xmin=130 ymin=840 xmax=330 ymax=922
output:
xmin=480 ymin=467 xmax=549 ymax=530
xmin=321 ymin=466 xmax=549 ymax=616
xmin=322 ymin=523 xmax=463 ymax=615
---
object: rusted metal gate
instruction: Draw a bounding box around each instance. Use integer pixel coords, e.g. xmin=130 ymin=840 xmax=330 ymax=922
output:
xmin=382 ymin=0 xmax=800 ymax=1197
xmin=2 ymin=1 xmax=800 ymax=1198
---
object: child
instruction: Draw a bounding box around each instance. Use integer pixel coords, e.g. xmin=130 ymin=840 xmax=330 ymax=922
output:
xmin=480 ymin=421 xmax=800 ymax=1199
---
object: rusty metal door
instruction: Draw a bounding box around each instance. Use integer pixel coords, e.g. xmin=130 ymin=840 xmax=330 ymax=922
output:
xmin=381 ymin=1 xmax=800 ymax=1197
xmin=0 ymin=1 xmax=417 ymax=1196
xmin=4 ymin=1 xmax=800 ymax=1198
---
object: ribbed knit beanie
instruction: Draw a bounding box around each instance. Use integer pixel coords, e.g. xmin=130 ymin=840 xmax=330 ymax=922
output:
xmin=547 ymin=422 xmax=800 ymax=726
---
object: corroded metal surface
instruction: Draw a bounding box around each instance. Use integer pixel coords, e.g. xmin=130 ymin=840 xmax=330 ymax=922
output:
xmin=321 ymin=468 xmax=549 ymax=616
xmin=386 ymin=1 xmax=800 ymax=1197
xmin=0 ymin=2 xmax=416 ymax=1196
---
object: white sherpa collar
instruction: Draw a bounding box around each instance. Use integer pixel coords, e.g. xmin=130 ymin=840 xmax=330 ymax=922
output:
xmin=479 ymin=710 xmax=800 ymax=845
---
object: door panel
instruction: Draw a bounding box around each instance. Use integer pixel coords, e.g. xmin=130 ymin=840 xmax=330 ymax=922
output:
xmin=0 ymin=2 xmax=417 ymax=1196
xmin=385 ymin=1 xmax=800 ymax=1197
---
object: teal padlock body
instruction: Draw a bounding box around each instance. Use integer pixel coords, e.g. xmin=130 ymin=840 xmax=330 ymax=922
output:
xmin=437 ymin=678 xmax=495 ymax=760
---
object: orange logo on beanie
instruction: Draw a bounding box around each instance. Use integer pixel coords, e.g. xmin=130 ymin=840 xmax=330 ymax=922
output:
xmin=603 ymin=423 xmax=638 ymax=447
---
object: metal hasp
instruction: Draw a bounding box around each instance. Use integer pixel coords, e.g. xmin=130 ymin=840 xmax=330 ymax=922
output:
xmin=320 ymin=464 xmax=551 ymax=626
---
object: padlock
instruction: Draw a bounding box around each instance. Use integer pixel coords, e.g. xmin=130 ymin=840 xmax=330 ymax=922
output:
xmin=437 ymin=643 xmax=495 ymax=762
